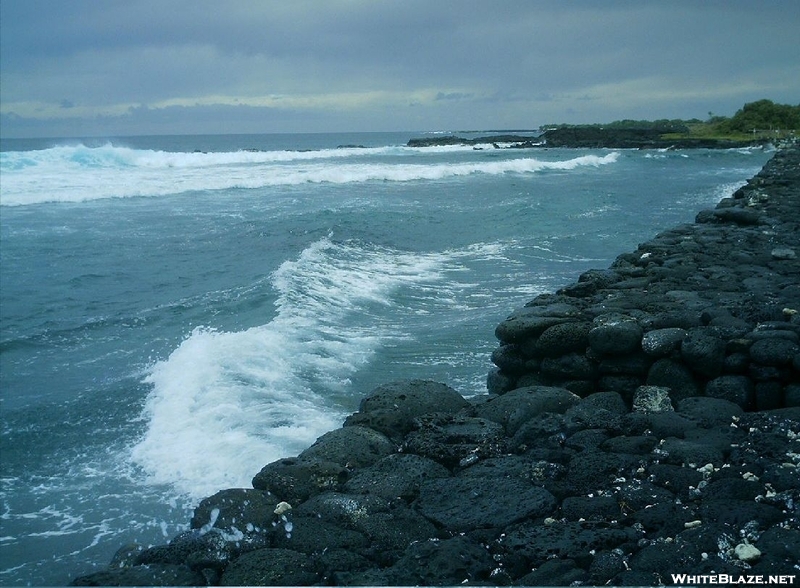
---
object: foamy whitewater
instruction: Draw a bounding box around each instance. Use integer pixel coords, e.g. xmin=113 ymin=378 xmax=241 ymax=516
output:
xmin=0 ymin=132 xmax=772 ymax=585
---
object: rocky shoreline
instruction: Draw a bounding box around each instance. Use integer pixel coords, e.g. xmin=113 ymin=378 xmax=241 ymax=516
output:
xmin=406 ymin=128 xmax=770 ymax=150
xmin=72 ymin=147 xmax=799 ymax=586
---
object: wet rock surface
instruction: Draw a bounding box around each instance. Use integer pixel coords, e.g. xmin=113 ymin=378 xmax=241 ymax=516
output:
xmin=72 ymin=148 xmax=800 ymax=585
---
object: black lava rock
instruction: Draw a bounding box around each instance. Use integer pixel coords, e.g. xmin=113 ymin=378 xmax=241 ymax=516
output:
xmin=414 ymin=476 xmax=556 ymax=532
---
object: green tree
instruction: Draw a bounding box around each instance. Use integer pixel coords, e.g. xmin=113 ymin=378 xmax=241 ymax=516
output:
xmin=720 ymin=99 xmax=800 ymax=132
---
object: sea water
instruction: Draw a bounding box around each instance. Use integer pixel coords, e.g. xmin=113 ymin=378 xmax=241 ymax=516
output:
xmin=0 ymin=132 xmax=771 ymax=585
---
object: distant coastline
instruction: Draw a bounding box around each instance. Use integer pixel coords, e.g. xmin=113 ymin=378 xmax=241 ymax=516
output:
xmin=409 ymin=99 xmax=800 ymax=150
xmin=407 ymin=128 xmax=772 ymax=150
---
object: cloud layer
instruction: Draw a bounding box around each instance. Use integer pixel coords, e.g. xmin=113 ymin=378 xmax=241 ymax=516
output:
xmin=2 ymin=0 xmax=798 ymax=137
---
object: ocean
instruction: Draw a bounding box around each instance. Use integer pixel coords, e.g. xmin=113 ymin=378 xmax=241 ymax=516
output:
xmin=0 ymin=132 xmax=772 ymax=585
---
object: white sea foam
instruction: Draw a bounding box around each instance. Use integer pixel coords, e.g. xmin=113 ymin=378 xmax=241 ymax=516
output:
xmin=129 ymin=236 xmax=483 ymax=499
xmin=709 ymin=180 xmax=749 ymax=201
xmin=0 ymin=144 xmax=619 ymax=206
xmin=676 ymin=179 xmax=751 ymax=211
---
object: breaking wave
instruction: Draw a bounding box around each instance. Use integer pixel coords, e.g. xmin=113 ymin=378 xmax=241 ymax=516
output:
xmin=0 ymin=143 xmax=619 ymax=206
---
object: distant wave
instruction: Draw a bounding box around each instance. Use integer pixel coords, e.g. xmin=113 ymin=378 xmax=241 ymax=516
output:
xmin=0 ymin=143 xmax=620 ymax=206
xmin=1 ymin=143 xmax=395 ymax=170
xmin=0 ymin=141 xmax=490 ymax=172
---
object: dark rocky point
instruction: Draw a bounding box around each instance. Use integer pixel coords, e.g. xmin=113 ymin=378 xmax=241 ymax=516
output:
xmin=71 ymin=147 xmax=800 ymax=586
xmin=406 ymin=126 xmax=773 ymax=150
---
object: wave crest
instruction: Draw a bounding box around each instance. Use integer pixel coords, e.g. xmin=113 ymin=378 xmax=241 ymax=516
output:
xmin=128 ymin=236 xmax=486 ymax=498
xmin=1 ymin=144 xmax=620 ymax=206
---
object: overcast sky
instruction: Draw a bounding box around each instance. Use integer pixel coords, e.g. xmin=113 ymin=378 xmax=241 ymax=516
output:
xmin=2 ymin=0 xmax=798 ymax=138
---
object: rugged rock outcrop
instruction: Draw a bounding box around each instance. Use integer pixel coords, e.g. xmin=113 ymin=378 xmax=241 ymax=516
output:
xmin=406 ymin=129 xmax=769 ymax=150
xmin=407 ymin=134 xmax=542 ymax=148
xmin=538 ymin=126 xmax=765 ymax=149
xmin=488 ymin=146 xmax=800 ymax=411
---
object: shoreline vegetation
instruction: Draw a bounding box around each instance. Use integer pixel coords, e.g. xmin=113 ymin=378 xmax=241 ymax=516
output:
xmin=408 ymin=99 xmax=800 ymax=150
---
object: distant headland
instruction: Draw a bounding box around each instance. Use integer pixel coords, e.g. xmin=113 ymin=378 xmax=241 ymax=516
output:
xmin=408 ymin=99 xmax=800 ymax=150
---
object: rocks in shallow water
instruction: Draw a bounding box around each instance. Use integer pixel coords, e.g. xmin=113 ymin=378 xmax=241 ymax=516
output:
xmin=735 ymin=542 xmax=762 ymax=563
xmin=76 ymin=377 xmax=800 ymax=585
xmin=487 ymin=152 xmax=799 ymax=406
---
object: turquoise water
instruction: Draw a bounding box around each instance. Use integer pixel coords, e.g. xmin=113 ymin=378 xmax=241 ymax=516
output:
xmin=0 ymin=132 xmax=771 ymax=585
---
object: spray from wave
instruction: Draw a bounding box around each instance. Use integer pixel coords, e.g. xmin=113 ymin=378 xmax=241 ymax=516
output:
xmin=129 ymin=236 xmax=480 ymax=499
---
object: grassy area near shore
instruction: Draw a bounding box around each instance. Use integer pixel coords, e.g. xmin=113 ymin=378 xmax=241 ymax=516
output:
xmin=662 ymin=120 xmax=797 ymax=143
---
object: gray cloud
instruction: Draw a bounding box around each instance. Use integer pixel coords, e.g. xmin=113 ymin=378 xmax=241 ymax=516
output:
xmin=2 ymin=0 xmax=798 ymax=137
